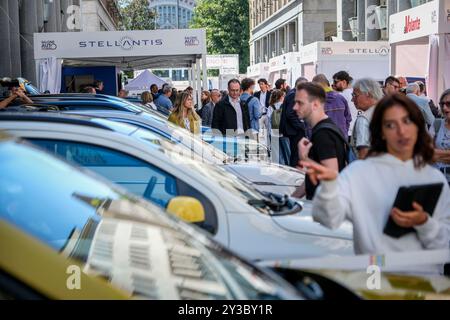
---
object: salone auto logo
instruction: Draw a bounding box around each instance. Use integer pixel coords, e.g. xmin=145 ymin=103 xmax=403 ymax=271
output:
xmin=41 ymin=40 xmax=57 ymax=50
xmin=185 ymin=36 xmax=200 ymax=47
xmin=79 ymin=36 xmax=163 ymax=50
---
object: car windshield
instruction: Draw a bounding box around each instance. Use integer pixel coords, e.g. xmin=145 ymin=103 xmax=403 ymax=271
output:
xmin=0 ymin=138 xmax=299 ymax=300
xmin=138 ymin=112 xmax=230 ymax=164
xmin=175 ymin=153 xmax=266 ymax=204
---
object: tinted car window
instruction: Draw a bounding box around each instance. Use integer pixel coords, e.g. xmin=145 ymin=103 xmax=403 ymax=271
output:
xmin=30 ymin=139 xmax=178 ymax=208
xmin=0 ymin=141 xmax=117 ymax=251
xmin=0 ymin=139 xmax=301 ymax=300
xmin=30 ymin=139 xmax=220 ymax=234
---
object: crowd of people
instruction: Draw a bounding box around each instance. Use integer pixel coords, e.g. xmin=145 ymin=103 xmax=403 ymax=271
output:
xmin=1 ymin=71 xmax=449 ymax=264
xmin=144 ymin=73 xmax=450 ymax=263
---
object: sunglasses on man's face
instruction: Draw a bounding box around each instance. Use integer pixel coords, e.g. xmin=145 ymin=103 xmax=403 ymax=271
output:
xmin=440 ymin=101 xmax=450 ymax=108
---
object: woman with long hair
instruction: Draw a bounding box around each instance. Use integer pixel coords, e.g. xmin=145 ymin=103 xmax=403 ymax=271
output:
xmin=168 ymin=92 xmax=201 ymax=134
xmin=141 ymin=91 xmax=157 ymax=111
xmin=300 ymin=93 xmax=450 ymax=262
xmin=261 ymin=89 xmax=285 ymax=147
xmin=201 ymin=90 xmax=211 ymax=107
xmin=430 ymin=89 xmax=450 ymax=185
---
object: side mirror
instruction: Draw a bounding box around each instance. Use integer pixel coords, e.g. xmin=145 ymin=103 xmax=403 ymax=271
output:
xmin=166 ymin=196 xmax=205 ymax=223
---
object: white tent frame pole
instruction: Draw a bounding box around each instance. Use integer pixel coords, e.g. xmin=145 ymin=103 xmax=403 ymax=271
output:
xmin=192 ymin=62 xmax=198 ymax=104
xmin=196 ymin=57 xmax=202 ymax=106
xmin=35 ymin=59 xmax=41 ymax=91
xmin=437 ymin=33 xmax=446 ymax=102
xmin=188 ymin=67 xmax=193 ymax=88
xmin=201 ymin=54 xmax=208 ymax=91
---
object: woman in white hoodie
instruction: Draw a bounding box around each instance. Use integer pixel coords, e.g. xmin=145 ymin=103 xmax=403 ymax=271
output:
xmin=301 ymin=93 xmax=450 ymax=257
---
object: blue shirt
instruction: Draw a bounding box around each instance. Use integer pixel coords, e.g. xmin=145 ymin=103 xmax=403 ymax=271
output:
xmin=154 ymin=94 xmax=173 ymax=110
xmin=241 ymin=92 xmax=261 ymax=132
xmin=406 ymin=94 xmax=435 ymax=127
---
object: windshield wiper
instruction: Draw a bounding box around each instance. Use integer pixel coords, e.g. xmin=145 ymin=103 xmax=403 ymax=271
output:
xmin=248 ymin=192 xmax=302 ymax=216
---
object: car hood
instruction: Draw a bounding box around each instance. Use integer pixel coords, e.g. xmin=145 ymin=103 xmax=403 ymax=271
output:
xmin=271 ymin=199 xmax=353 ymax=241
xmin=224 ymin=162 xmax=305 ymax=187
xmin=258 ymin=249 xmax=450 ymax=299
xmin=314 ymin=269 xmax=450 ymax=300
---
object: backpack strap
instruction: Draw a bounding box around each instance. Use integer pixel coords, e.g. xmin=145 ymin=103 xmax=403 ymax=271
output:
xmin=312 ymin=122 xmax=352 ymax=164
xmin=434 ymin=118 xmax=444 ymax=137
xmin=312 ymin=122 xmax=350 ymax=148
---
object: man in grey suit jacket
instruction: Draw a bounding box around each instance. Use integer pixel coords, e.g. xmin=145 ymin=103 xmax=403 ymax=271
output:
xmin=406 ymin=83 xmax=435 ymax=128
xmin=201 ymin=89 xmax=222 ymax=127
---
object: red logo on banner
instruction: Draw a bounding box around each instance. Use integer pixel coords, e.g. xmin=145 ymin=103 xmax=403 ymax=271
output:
xmin=404 ymin=15 xmax=421 ymax=34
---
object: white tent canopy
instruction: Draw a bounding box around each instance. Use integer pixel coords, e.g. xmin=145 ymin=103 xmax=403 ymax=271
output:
xmin=124 ymin=69 xmax=165 ymax=92
xmin=34 ymin=29 xmax=208 ymax=101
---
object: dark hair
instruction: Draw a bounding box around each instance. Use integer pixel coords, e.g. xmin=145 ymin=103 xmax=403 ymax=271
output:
xmin=228 ymin=79 xmax=240 ymax=88
xmin=201 ymin=90 xmax=211 ymax=104
xmin=295 ymin=77 xmax=309 ymax=87
xmin=368 ymin=93 xmax=434 ymax=168
xmin=296 ymin=82 xmax=326 ymax=104
xmin=258 ymin=78 xmax=268 ymax=85
xmin=269 ymin=89 xmax=285 ymax=106
xmin=170 ymin=88 xmax=178 ymax=104
xmin=241 ymin=78 xmax=255 ymax=91
xmin=275 ymin=79 xmax=286 ymax=90
xmin=333 ymin=71 xmax=353 ymax=84
xmin=81 ymin=86 xmax=96 ymax=94
xmin=416 ymin=81 xmax=425 ymax=93
xmin=150 ymin=84 xmax=158 ymax=91
xmin=384 ymin=76 xmax=400 ymax=87
xmin=93 ymin=80 xmax=103 ymax=87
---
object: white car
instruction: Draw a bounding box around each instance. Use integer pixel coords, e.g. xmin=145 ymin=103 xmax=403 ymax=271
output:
xmin=0 ymin=113 xmax=353 ymax=261
xmin=62 ymin=110 xmax=305 ymax=196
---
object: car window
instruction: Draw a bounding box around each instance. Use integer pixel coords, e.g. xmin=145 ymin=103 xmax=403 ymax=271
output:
xmin=176 ymin=178 xmax=218 ymax=235
xmin=29 ymin=139 xmax=220 ymax=234
xmin=29 ymin=139 xmax=177 ymax=208
xmin=64 ymin=105 xmax=118 ymax=111
xmin=0 ymin=140 xmax=300 ymax=300
xmin=0 ymin=142 xmax=117 ymax=251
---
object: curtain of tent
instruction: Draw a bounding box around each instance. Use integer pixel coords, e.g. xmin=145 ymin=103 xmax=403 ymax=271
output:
xmin=426 ymin=35 xmax=439 ymax=104
xmin=444 ymin=34 xmax=450 ymax=91
xmin=38 ymin=57 xmax=62 ymax=94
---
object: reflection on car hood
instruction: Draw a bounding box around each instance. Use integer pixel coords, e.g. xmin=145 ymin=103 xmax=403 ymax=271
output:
xmin=84 ymin=217 xmax=232 ymax=300
xmin=315 ymin=270 xmax=450 ymax=300
xmin=224 ymin=163 xmax=305 ymax=186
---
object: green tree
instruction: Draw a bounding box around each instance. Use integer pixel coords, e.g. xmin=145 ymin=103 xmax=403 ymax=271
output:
xmin=190 ymin=0 xmax=249 ymax=74
xmin=118 ymin=0 xmax=157 ymax=30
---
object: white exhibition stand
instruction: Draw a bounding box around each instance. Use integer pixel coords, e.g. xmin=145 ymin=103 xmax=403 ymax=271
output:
xmin=34 ymin=29 xmax=208 ymax=102
xmin=298 ymin=41 xmax=390 ymax=83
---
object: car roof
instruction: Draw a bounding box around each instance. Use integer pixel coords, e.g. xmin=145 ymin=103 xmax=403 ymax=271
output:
xmin=0 ymin=112 xmax=140 ymax=134
xmin=30 ymin=93 xmax=123 ymax=100
xmin=21 ymin=99 xmax=143 ymax=112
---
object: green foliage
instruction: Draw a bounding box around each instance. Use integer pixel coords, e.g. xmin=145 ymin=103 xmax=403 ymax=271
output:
xmin=118 ymin=0 xmax=157 ymax=30
xmin=190 ymin=0 xmax=249 ymax=73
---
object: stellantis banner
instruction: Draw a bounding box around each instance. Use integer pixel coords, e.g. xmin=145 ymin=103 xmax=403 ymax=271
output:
xmin=34 ymin=29 xmax=207 ymax=59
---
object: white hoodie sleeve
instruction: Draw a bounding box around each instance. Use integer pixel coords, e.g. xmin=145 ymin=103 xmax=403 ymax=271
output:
xmin=312 ymin=172 xmax=353 ymax=230
xmin=414 ymin=181 xmax=450 ymax=250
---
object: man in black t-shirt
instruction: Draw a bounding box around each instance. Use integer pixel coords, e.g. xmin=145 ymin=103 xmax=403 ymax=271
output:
xmin=293 ymin=82 xmax=347 ymax=200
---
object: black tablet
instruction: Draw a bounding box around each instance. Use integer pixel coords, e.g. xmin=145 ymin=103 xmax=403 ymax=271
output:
xmin=384 ymin=183 xmax=444 ymax=238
